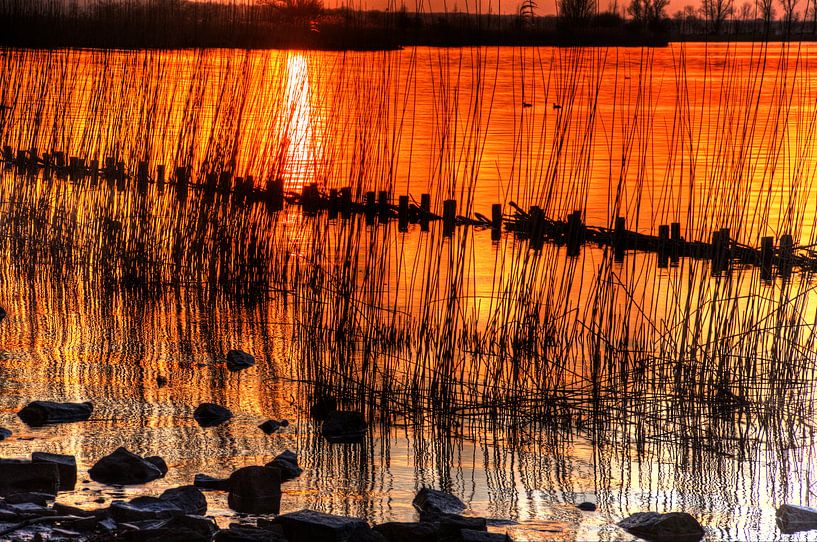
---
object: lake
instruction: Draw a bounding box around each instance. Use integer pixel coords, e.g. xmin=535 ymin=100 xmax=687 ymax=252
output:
xmin=1 ymin=42 xmax=817 ymax=540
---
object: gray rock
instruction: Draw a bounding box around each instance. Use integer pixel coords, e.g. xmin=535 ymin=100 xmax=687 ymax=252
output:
xmin=110 ymin=497 xmax=184 ymax=522
xmin=32 ymin=452 xmax=77 ymax=491
xmin=159 ymin=485 xmax=207 ymax=516
xmin=412 ymin=488 xmax=466 ymax=517
xmin=777 ymin=504 xmax=817 ymax=533
xmin=436 ymin=515 xmax=488 ymax=542
xmin=4 ymin=491 xmax=55 ymax=505
xmin=618 ymin=512 xmax=704 ymax=541
xmin=193 ymin=403 xmax=233 ymax=427
xmin=227 ymin=466 xmax=282 ymax=514
xmin=259 ymin=420 xmax=288 ymax=434
xmin=577 ymin=502 xmax=596 ymax=512
xmin=0 ymin=459 xmax=60 ymax=496
xmin=373 ymin=521 xmax=438 ymax=542
xmin=0 ymin=427 xmax=11 ymax=440
xmin=194 ymin=473 xmax=230 ymax=491
xmin=321 ymin=411 xmax=367 ymax=443
xmin=274 ymin=509 xmax=371 ymax=542
xmin=17 ymin=400 xmax=93 ymax=426
xmin=266 ymin=450 xmax=302 ymax=481
xmin=89 ymin=447 xmax=166 ymax=485
xmin=226 ymin=349 xmax=256 ymax=372
xmin=145 ymin=456 xmax=169 ymax=476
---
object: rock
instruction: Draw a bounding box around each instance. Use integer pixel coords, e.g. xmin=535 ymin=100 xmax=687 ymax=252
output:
xmin=777 ymin=504 xmax=817 ymax=533
xmin=146 ymin=456 xmax=169 ymax=476
xmin=214 ymin=524 xmax=288 ymax=541
xmin=0 ymin=427 xmax=11 ymax=440
xmin=17 ymin=400 xmax=93 ymax=426
xmin=412 ymin=488 xmax=466 ymax=517
xmin=89 ymin=447 xmax=166 ymax=485
xmin=160 ymin=485 xmax=207 ymax=515
xmin=194 ymin=473 xmax=230 ymax=491
xmin=310 ymin=397 xmax=337 ymax=420
xmin=4 ymin=491 xmax=55 ymax=505
xmin=436 ymin=515 xmax=488 ymax=542
xmin=577 ymin=502 xmax=596 ymax=512
xmin=117 ymin=516 xmax=218 ymax=542
xmin=266 ymin=450 xmax=302 ymax=481
xmin=274 ymin=509 xmax=371 ymax=542
xmin=110 ymin=497 xmax=184 ymax=522
xmin=373 ymin=521 xmax=439 ymax=542
xmin=227 ymin=466 xmax=282 ymax=514
xmin=0 ymin=459 xmax=60 ymax=496
xmin=321 ymin=411 xmax=367 ymax=443
xmin=460 ymin=530 xmax=512 ymax=541
xmin=259 ymin=419 xmax=290 ymax=434
xmin=193 ymin=403 xmax=233 ymax=427
xmin=156 ymin=375 xmax=169 ymax=387
xmin=32 ymin=452 xmax=77 ymax=491
xmin=226 ymin=349 xmax=256 ymax=372
xmin=618 ymin=512 xmax=704 ymax=541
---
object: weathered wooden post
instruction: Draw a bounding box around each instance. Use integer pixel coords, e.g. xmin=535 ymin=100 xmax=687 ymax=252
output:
xmin=340 ymin=187 xmax=352 ymax=219
xmin=760 ymin=236 xmax=774 ymax=281
xmin=398 ymin=195 xmax=409 ymax=232
xmin=218 ymin=172 xmax=231 ymax=193
xmin=779 ymin=234 xmax=793 ymax=278
xmin=491 ymin=203 xmax=502 ymax=242
xmin=137 ymin=161 xmax=149 ymax=193
xmin=670 ymin=222 xmax=681 ymax=264
xmin=566 ymin=210 xmax=583 ymax=257
xmin=657 ymin=224 xmax=669 ymax=268
xmin=443 ymin=199 xmax=456 ymax=237
xmin=365 ymin=191 xmax=377 ymax=224
xmin=266 ymin=179 xmax=284 ymax=211
xmin=329 ymin=188 xmax=339 ymax=219
xmin=420 ymin=193 xmax=431 ymax=232
xmin=175 ymin=166 xmax=188 ymax=200
xmin=378 ymin=190 xmax=389 ymax=222
xmin=2 ymin=146 xmax=12 ymax=162
xmin=529 ymin=206 xmax=544 ymax=250
xmin=613 ymin=216 xmax=626 ymax=262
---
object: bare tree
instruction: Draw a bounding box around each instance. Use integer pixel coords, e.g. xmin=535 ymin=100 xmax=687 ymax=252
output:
xmin=779 ymin=0 xmax=799 ymax=33
xmin=700 ymin=0 xmax=734 ymax=33
xmin=738 ymin=1 xmax=754 ymax=31
xmin=557 ymin=0 xmax=596 ymax=26
xmin=808 ymin=0 xmax=817 ymax=33
xmin=628 ymin=0 xmax=669 ymax=29
xmin=756 ymin=0 xmax=774 ymax=32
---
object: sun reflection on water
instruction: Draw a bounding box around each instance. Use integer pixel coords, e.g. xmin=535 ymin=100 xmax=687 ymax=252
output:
xmin=283 ymin=54 xmax=319 ymax=192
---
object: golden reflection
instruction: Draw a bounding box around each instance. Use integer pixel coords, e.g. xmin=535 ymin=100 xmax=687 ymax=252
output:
xmin=282 ymin=53 xmax=320 ymax=192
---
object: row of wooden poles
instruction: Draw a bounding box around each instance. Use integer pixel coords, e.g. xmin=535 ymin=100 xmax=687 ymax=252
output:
xmin=0 ymin=147 xmax=807 ymax=279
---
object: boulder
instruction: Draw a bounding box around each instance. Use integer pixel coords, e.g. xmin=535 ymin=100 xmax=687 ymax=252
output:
xmin=4 ymin=492 xmax=55 ymax=505
xmin=0 ymin=460 xmax=60 ymax=496
xmin=274 ymin=509 xmax=371 ymax=542
xmin=193 ymin=403 xmax=233 ymax=427
xmin=577 ymin=502 xmax=596 ymax=512
xmin=321 ymin=411 xmax=367 ymax=443
xmin=226 ymin=350 xmax=256 ymax=372
xmin=32 ymin=452 xmax=77 ymax=491
xmin=0 ymin=427 xmax=11 ymax=440
xmin=413 ymin=488 xmax=466 ymax=517
xmin=227 ymin=466 xmax=282 ymax=514
xmin=618 ymin=512 xmax=704 ymax=541
xmin=117 ymin=516 xmax=218 ymax=542
xmin=214 ymin=524 xmax=288 ymax=541
xmin=266 ymin=450 xmax=302 ymax=481
xmin=436 ymin=515 xmax=488 ymax=542
xmin=160 ymin=485 xmax=207 ymax=515
xmin=309 ymin=397 xmax=337 ymax=420
xmin=17 ymin=400 xmax=93 ymax=426
xmin=194 ymin=473 xmax=230 ymax=491
xmin=777 ymin=504 xmax=817 ymax=534
xmin=89 ymin=448 xmax=166 ymax=485
xmin=146 ymin=456 xmax=169 ymax=476
xmin=258 ymin=420 xmax=288 ymax=434
xmin=110 ymin=497 xmax=184 ymax=522
xmin=373 ymin=521 xmax=438 ymax=542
